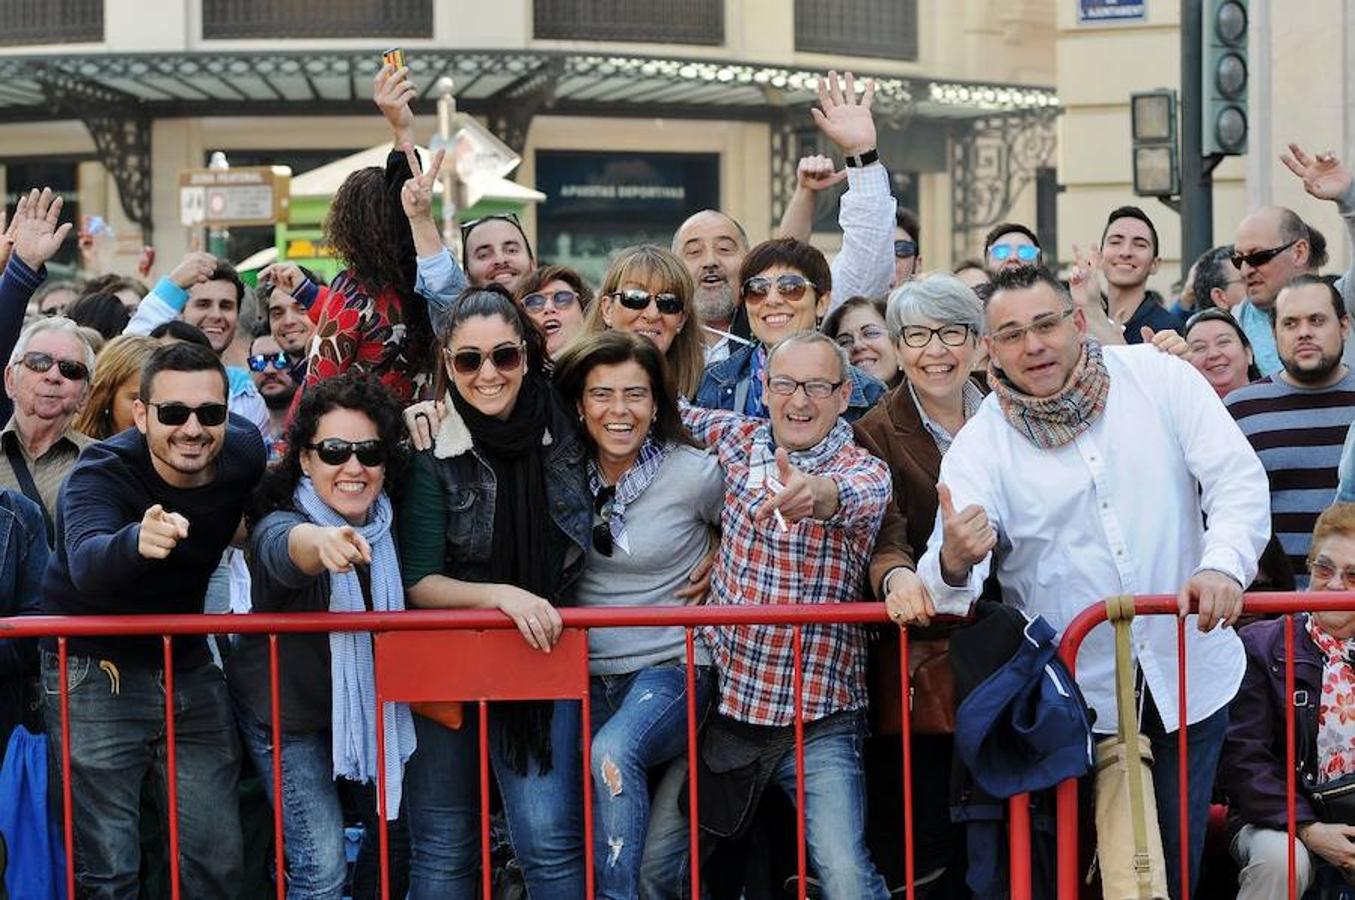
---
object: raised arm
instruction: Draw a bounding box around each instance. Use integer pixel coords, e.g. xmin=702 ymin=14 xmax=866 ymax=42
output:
xmin=1280 ymin=143 xmax=1355 ymax=317
xmin=776 ymin=155 xmax=847 ymax=242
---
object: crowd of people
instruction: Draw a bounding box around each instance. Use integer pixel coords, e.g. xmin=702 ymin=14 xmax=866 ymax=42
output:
xmin=4 ymin=60 xmax=1355 ymax=900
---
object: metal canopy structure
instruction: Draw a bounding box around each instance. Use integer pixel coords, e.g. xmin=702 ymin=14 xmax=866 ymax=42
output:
xmin=0 ymin=49 xmax=1058 ymax=247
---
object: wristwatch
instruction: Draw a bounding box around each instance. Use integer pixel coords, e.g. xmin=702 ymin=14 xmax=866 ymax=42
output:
xmin=843 ymin=148 xmax=879 ymax=169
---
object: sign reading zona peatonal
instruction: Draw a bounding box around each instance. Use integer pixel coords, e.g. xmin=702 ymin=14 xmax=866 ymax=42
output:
xmin=178 ymin=166 xmax=292 ymax=228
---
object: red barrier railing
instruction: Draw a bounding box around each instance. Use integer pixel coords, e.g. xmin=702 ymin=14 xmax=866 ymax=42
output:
xmin=1055 ymin=591 xmax=1355 ymax=900
xmin=0 ymin=603 xmax=1042 ymax=900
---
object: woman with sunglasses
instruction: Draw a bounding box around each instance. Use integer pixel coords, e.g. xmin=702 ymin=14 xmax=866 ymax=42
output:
xmin=397 ymin=284 xmax=590 ymax=899
xmin=694 ymin=237 xmax=886 ymax=422
xmin=552 ymin=330 xmax=721 ymax=898
xmin=229 ymin=372 xmax=414 ymax=900
xmin=73 ymin=333 xmax=158 ymax=439
xmin=577 ymin=245 xmax=706 ymax=398
xmin=1184 ymin=307 xmax=1260 ymax=398
xmin=516 ymin=264 xmax=593 ymax=360
xmin=822 ymin=295 xmax=901 ymax=386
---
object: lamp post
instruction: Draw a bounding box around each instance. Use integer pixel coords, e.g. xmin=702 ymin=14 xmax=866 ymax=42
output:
xmin=207 ymin=150 xmax=230 ymax=259
xmin=436 ymin=77 xmax=462 ymax=261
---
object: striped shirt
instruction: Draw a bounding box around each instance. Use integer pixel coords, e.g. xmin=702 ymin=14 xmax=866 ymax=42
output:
xmin=1226 ymin=371 xmax=1355 ymax=587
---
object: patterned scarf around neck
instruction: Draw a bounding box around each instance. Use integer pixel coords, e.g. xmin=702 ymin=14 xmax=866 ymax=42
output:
xmin=748 ymin=418 xmax=853 ymax=492
xmin=292 ymin=477 xmax=416 ymax=820
xmin=1305 ymin=614 xmax=1355 ymax=783
xmin=986 ymin=338 xmax=1111 ymax=450
xmin=588 ymin=435 xmax=671 ymax=555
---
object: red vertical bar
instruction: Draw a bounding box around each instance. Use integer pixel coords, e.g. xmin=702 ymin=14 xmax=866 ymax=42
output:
xmin=898 ymin=633 xmax=916 ymax=900
xmin=685 ymin=627 xmax=702 ymax=900
xmin=163 ymin=637 xmax=181 ymax=900
xmin=1177 ymin=616 xmax=1190 ymax=900
xmin=1285 ymin=615 xmax=1297 ymax=899
xmin=1055 ymin=780 xmax=1079 ymax=899
xmin=58 ymin=637 xmax=75 ymax=900
xmin=373 ymin=636 xmax=390 ymax=900
xmin=479 ymin=700 xmax=491 ymax=900
xmin=792 ymin=626 xmax=806 ymax=900
xmin=1008 ymin=793 xmax=1032 ymax=900
xmin=268 ymin=635 xmax=285 ymax=900
xmin=581 ymin=629 xmax=595 ymax=900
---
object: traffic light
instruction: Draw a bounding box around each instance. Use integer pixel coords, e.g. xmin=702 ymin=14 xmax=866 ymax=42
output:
xmin=1131 ymin=90 xmax=1179 ymax=197
xmin=1202 ymin=0 xmax=1248 ymax=155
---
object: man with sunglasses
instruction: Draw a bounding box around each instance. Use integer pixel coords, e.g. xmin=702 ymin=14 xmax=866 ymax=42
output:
xmin=247 ymin=329 xmax=297 ymax=458
xmin=1 ymin=317 xmax=94 ymax=545
xmin=40 ymin=341 xmax=265 ymax=899
xmin=982 ymin=222 xmax=1042 ymax=277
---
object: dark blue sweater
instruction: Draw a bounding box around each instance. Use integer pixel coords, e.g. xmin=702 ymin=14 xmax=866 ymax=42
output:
xmin=40 ymin=415 xmax=265 ymax=669
xmin=0 ymin=255 xmax=46 ymax=426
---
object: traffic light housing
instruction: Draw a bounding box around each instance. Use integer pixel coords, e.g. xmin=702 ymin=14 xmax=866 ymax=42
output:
xmin=1202 ymin=0 xmax=1248 ymax=156
xmin=1131 ymin=90 xmax=1180 ymax=197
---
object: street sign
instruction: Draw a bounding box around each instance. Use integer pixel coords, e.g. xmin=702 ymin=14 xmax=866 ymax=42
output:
xmin=1079 ymin=0 xmax=1146 ymax=23
xmin=178 ymin=166 xmax=291 ymax=227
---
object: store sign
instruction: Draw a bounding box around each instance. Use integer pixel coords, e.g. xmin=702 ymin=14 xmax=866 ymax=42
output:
xmin=537 ymin=151 xmax=717 ymax=217
xmin=178 ymin=166 xmax=291 ymax=227
xmin=1079 ymin=0 xmax=1146 ymax=22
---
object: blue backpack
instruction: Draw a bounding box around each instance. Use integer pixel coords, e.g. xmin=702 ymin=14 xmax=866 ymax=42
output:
xmin=0 ymin=726 xmax=66 ymax=900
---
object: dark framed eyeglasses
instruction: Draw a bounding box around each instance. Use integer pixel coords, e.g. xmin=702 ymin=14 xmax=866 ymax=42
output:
xmin=459 ymin=212 xmax=523 ymax=242
xmin=741 ymin=273 xmax=813 ymax=302
xmin=305 ymin=438 xmax=385 ymax=467
xmin=18 ymin=350 xmax=89 ymax=382
xmin=592 ymin=484 xmax=616 ymax=557
xmin=611 ymin=289 xmax=684 ymax=316
xmin=521 ymin=290 xmax=578 ymax=312
xmin=900 ymin=323 xmax=973 ymax=349
xmin=893 ymin=239 xmax=918 ymax=259
xmin=1230 ymin=240 xmax=1298 ymax=270
xmin=149 ymin=401 xmax=228 ymax=427
xmin=989 ymin=243 xmax=1040 ymax=263
xmin=765 ymin=375 xmax=844 ymax=399
xmin=444 ymin=343 xmax=525 ymax=376
xmin=247 ymin=352 xmax=289 ymax=372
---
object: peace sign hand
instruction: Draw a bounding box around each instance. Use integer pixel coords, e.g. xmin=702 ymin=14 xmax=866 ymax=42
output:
xmin=1281 ymin=143 xmax=1353 ymax=202
xmin=400 ymin=143 xmax=446 ymax=224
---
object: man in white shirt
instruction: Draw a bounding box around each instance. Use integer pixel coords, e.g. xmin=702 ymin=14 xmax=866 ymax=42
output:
xmin=906 ymin=265 xmax=1271 ymax=898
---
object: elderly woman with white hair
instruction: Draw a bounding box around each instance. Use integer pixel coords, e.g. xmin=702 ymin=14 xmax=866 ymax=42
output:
xmin=851 ymin=273 xmax=986 ymax=892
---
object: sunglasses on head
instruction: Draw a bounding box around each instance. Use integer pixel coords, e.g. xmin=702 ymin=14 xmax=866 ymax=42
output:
xmin=741 ymin=273 xmax=813 ymax=302
xmin=247 ymin=352 xmax=289 ymax=372
xmin=611 ymin=289 xmax=684 ymax=316
xmin=989 ymin=243 xmax=1040 ymax=263
xmin=150 ymin=401 xmax=228 ymax=427
xmin=521 ymin=290 xmax=578 ymax=312
xmin=592 ymin=484 xmax=616 ymax=557
xmin=1230 ymin=239 xmax=1298 ymax=270
xmin=459 ymin=212 xmax=523 ymax=242
xmin=894 ymin=239 xmax=918 ymax=259
xmin=445 ymin=343 xmax=525 ymax=376
xmin=305 ymin=437 xmax=385 ymax=467
xmin=19 ymin=350 xmax=88 ymax=382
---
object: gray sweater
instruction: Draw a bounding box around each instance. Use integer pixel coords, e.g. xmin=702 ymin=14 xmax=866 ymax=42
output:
xmin=575 ymin=445 xmax=724 ymax=675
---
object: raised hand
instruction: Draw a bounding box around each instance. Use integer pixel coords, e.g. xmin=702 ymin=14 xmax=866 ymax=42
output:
xmin=1281 ymin=143 xmax=1353 ymax=202
xmin=168 ymin=251 xmax=218 ymax=290
xmin=138 ymin=504 xmax=190 ymax=560
xmin=810 ymin=70 xmax=877 ymax=157
xmin=795 ymin=154 xmax=848 ymax=193
xmin=374 ymin=64 xmax=417 ymax=144
xmin=257 ymin=262 xmax=307 ymax=294
xmin=314 ymin=525 xmax=373 ymax=574
xmin=400 ymin=142 xmax=446 ymax=224
xmin=11 ymin=187 xmax=73 ymax=271
xmin=937 ymin=482 xmax=995 ymax=583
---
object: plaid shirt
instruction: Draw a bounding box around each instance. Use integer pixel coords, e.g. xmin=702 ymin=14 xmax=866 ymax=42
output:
xmin=683 ymin=406 xmax=891 ymax=726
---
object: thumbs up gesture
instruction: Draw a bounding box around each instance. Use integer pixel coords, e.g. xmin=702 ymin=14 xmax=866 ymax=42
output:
xmin=315 ymin=525 xmax=373 ymax=574
xmin=756 ymin=448 xmax=838 ymax=526
xmin=138 ymin=504 xmax=190 ymax=559
xmin=937 ymin=483 xmax=995 ymax=583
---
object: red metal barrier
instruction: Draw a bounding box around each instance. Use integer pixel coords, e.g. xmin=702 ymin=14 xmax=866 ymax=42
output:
xmin=1 ymin=604 xmax=1036 ymax=899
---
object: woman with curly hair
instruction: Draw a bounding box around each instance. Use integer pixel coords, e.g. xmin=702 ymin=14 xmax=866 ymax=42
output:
xmin=228 ymin=372 xmax=414 ymax=900
xmin=72 ymin=333 xmax=158 ymax=439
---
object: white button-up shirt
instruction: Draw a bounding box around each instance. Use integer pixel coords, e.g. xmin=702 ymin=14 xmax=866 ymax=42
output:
xmin=919 ymin=345 xmax=1271 ymax=733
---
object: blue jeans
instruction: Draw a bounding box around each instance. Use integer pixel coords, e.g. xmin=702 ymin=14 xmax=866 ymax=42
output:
xmin=590 ymin=664 xmax=714 ymax=900
xmin=404 ymin=700 xmax=584 ymax=899
xmin=641 ymin=710 xmax=889 ymax=900
xmin=236 ymin=706 xmax=347 ymax=900
xmin=41 ymin=652 xmax=242 ymax=900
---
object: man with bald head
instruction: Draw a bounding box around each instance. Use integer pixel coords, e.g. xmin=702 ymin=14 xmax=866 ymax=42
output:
xmin=672 ymin=209 xmax=752 ymax=364
xmin=1233 ymin=144 xmax=1355 ymax=374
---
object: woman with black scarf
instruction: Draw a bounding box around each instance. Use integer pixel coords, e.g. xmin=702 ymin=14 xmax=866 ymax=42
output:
xmin=397 ymin=285 xmax=592 ymax=898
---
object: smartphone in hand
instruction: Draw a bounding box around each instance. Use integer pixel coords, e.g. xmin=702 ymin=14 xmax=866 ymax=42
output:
xmin=382 ymin=48 xmax=406 ymax=70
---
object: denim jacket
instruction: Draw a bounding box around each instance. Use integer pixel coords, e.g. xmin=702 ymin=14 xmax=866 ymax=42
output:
xmin=0 ymin=489 xmax=49 ymax=737
xmin=692 ymin=342 xmax=887 ymax=423
xmin=424 ymin=385 xmax=591 ymax=593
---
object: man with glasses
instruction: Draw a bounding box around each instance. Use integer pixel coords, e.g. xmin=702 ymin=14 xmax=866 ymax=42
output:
xmin=40 ymin=341 xmax=265 ymax=899
xmin=644 ymin=330 xmax=893 ymax=899
xmin=1228 ymin=276 xmax=1355 ymax=589
xmin=246 ymin=328 xmax=297 ymax=458
xmin=909 ymin=264 xmax=1270 ymax=899
xmin=982 ymin=222 xmax=1042 ymax=276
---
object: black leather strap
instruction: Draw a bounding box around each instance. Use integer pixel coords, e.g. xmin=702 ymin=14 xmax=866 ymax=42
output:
xmin=843 ymin=148 xmax=880 ymax=168
xmin=4 ymin=440 xmax=54 ymax=546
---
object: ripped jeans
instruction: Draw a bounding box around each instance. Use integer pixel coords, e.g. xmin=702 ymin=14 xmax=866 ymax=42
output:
xmin=589 ymin=663 xmax=715 ymax=900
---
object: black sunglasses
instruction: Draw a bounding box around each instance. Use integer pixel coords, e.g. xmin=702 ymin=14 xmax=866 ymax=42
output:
xmin=521 ymin=290 xmax=578 ymax=312
xmin=445 ymin=343 xmax=525 ymax=376
xmin=741 ymin=273 xmax=812 ymax=302
xmin=305 ymin=438 xmax=385 ymax=467
xmin=247 ymin=352 xmax=289 ymax=372
xmin=19 ymin=350 xmax=89 ymax=382
xmin=1231 ymin=239 xmax=1298 ymax=270
xmin=592 ymin=484 xmax=616 ymax=557
xmin=611 ymin=289 xmax=684 ymax=316
xmin=150 ymin=401 xmax=228 ymax=427
xmin=894 ymin=239 xmax=918 ymax=259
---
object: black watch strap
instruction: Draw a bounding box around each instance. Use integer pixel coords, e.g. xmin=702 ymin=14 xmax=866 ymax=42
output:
xmin=843 ymin=148 xmax=879 ymax=168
